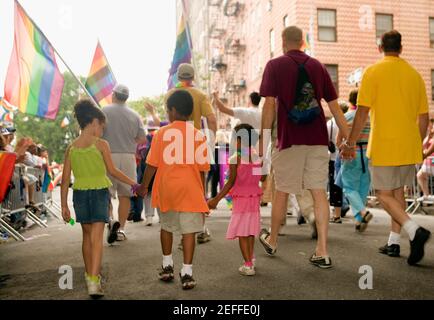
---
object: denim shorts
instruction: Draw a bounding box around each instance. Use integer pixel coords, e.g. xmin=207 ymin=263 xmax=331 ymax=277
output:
xmin=73 ymin=189 xmax=110 ymax=224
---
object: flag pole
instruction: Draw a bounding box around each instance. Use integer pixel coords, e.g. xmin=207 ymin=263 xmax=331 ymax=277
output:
xmin=180 ymin=0 xmax=199 ymax=81
xmin=15 ymin=0 xmax=100 ymax=108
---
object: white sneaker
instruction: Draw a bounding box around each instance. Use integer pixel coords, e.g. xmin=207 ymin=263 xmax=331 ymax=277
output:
xmin=145 ymin=217 xmax=153 ymax=226
xmin=417 ymin=196 xmax=430 ymax=202
xmin=87 ymin=276 xmax=104 ymax=298
xmin=116 ymin=230 xmax=127 ymax=241
xmin=238 ymin=265 xmax=255 ymax=276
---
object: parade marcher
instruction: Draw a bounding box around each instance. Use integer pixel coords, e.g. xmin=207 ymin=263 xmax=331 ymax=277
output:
xmin=213 ymin=91 xmax=262 ymax=130
xmin=337 ymin=89 xmax=373 ymax=232
xmin=138 ymin=90 xmax=210 ymax=290
xmin=61 ymin=99 xmax=137 ymax=298
xmin=166 ymin=63 xmax=217 ymax=244
xmin=328 ymin=102 xmax=350 ymax=223
xmin=259 ymin=26 xmax=349 ymax=269
xmin=103 ymin=84 xmax=147 ymax=243
xmin=208 ymin=124 xmax=265 ymax=276
xmin=342 ymin=30 xmax=431 ymax=264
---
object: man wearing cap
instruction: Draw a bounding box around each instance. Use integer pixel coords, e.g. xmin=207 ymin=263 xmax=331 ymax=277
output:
xmin=1 ymin=127 xmax=15 ymax=152
xmin=166 ymin=63 xmax=217 ymax=135
xmin=103 ymin=84 xmax=147 ymax=243
xmin=165 ymin=63 xmax=217 ymax=244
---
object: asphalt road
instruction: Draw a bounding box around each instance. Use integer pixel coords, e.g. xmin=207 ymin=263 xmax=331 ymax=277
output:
xmin=1 ymin=192 xmax=434 ymax=300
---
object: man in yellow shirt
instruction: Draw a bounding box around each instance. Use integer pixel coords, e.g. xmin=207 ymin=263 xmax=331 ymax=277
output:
xmin=342 ymin=30 xmax=431 ymax=265
xmin=166 ymin=64 xmax=217 ymax=135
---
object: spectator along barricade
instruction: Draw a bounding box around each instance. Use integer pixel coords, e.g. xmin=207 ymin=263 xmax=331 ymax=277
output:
xmin=0 ymin=154 xmax=62 ymax=241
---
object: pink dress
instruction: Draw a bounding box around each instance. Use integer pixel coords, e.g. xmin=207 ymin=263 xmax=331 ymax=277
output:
xmin=226 ymin=161 xmax=263 ymax=240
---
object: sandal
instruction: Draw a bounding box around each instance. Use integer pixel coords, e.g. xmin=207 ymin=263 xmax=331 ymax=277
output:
xmin=259 ymin=229 xmax=277 ymax=256
xmin=330 ymin=217 xmax=342 ymax=224
xmin=357 ymin=211 xmax=373 ymax=233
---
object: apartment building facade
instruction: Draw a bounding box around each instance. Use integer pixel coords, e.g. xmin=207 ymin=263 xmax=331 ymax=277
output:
xmin=178 ymin=0 xmax=434 ymax=127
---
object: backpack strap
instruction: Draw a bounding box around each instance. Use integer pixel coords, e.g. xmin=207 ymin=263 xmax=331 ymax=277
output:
xmin=287 ymin=54 xmax=310 ymax=67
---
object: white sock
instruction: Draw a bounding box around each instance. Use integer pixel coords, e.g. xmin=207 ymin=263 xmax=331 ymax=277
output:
xmin=388 ymin=232 xmax=401 ymax=246
xmin=181 ymin=264 xmax=193 ymax=276
xmin=162 ymin=255 xmax=173 ymax=268
xmin=403 ymin=220 xmax=419 ymax=241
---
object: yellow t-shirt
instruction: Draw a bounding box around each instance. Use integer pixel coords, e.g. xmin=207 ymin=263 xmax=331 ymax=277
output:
xmin=166 ymin=87 xmax=214 ymax=130
xmin=357 ymin=56 xmax=429 ymax=166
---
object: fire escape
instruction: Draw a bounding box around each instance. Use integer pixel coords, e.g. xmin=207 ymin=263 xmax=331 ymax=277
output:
xmin=208 ymin=0 xmax=246 ymax=129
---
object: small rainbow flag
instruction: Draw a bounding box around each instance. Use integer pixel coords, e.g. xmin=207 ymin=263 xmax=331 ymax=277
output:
xmin=0 ymin=152 xmax=17 ymax=203
xmin=85 ymin=42 xmax=117 ymax=107
xmin=3 ymin=1 xmax=65 ymax=120
xmin=168 ymin=14 xmax=192 ymax=90
xmin=0 ymin=98 xmax=15 ymax=123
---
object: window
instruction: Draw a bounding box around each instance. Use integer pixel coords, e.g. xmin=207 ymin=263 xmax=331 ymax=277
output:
xmin=376 ymin=13 xmax=393 ymax=44
xmin=432 ymin=70 xmax=434 ymax=101
xmin=283 ymin=15 xmax=290 ymax=28
xmin=325 ymin=65 xmax=339 ymax=95
xmin=430 ymin=18 xmax=434 ymax=48
xmin=318 ymin=9 xmax=337 ymax=42
xmin=269 ymin=29 xmax=275 ymax=58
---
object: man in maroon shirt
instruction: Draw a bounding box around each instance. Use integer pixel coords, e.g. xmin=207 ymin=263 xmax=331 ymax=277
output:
xmin=259 ymin=26 xmax=349 ymax=269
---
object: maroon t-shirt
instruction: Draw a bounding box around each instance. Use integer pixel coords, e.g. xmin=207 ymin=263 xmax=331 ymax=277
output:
xmin=260 ymin=50 xmax=338 ymax=151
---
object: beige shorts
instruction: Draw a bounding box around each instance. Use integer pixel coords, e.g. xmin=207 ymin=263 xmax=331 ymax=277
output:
xmin=160 ymin=211 xmax=205 ymax=235
xmin=272 ymin=145 xmax=328 ymax=194
xmin=108 ymin=153 xmax=137 ymax=198
xmin=371 ymin=165 xmax=416 ymax=191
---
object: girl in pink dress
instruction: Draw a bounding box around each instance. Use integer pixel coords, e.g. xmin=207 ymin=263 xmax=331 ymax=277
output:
xmin=208 ymin=124 xmax=265 ymax=276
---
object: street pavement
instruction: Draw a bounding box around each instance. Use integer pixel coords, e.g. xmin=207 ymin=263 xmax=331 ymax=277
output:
xmin=1 ymin=192 xmax=434 ymax=300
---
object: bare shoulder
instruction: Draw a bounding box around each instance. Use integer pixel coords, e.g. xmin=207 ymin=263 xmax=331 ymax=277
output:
xmin=95 ymin=138 xmax=110 ymax=152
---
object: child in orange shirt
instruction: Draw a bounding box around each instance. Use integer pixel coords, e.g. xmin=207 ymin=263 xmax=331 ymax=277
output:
xmin=137 ymin=90 xmax=210 ymax=290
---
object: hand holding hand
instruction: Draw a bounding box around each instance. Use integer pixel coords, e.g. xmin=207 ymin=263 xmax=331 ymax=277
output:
xmin=207 ymin=198 xmax=218 ymax=210
xmin=136 ymin=184 xmax=149 ymax=198
xmin=340 ymin=145 xmax=356 ymax=161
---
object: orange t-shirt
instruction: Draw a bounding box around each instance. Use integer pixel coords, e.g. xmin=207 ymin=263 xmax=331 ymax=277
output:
xmin=146 ymin=121 xmax=210 ymax=213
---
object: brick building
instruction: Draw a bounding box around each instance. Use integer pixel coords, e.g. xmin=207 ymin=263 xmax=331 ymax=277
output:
xmin=179 ymin=0 xmax=434 ymax=128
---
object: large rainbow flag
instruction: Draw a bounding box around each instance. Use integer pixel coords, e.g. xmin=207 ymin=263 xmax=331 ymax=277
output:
xmin=85 ymin=42 xmax=117 ymax=107
xmin=3 ymin=1 xmax=65 ymax=120
xmin=167 ymin=14 xmax=192 ymax=90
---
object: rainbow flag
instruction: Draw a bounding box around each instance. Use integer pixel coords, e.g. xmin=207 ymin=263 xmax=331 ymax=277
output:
xmin=0 ymin=152 xmax=17 ymax=203
xmin=85 ymin=42 xmax=117 ymax=107
xmin=167 ymin=14 xmax=192 ymax=90
xmin=0 ymin=98 xmax=14 ymax=123
xmin=3 ymin=1 xmax=65 ymax=120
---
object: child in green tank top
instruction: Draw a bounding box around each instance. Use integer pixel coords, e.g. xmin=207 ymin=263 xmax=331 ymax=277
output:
xmin=60 ymin=99 xmax=138 ymax=299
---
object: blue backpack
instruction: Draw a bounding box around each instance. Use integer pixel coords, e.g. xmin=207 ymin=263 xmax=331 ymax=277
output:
xmin=287 ymin=56 xmax=321 ymax=125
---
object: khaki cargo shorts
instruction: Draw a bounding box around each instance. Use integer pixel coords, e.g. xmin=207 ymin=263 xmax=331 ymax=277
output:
xmin=160 ymin=211 xmax=205 ymax=235
xmin=108 ymin=153 xmax=137 ymax=198
xmin=371 ymin=165 xmax=416 ymax=191
xmin=272 ymin=145 xmax=329 ymax=195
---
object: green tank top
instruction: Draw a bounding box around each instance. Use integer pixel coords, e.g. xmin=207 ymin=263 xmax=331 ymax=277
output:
xmin=70 ymin=142 xmax=112 ymax=190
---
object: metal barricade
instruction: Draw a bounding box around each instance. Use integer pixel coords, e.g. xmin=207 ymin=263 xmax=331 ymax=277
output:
xmin=25 ymin=167 xmax=62 ymax=221
xmin=0 ymin=165 xmax=62 ymax=241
